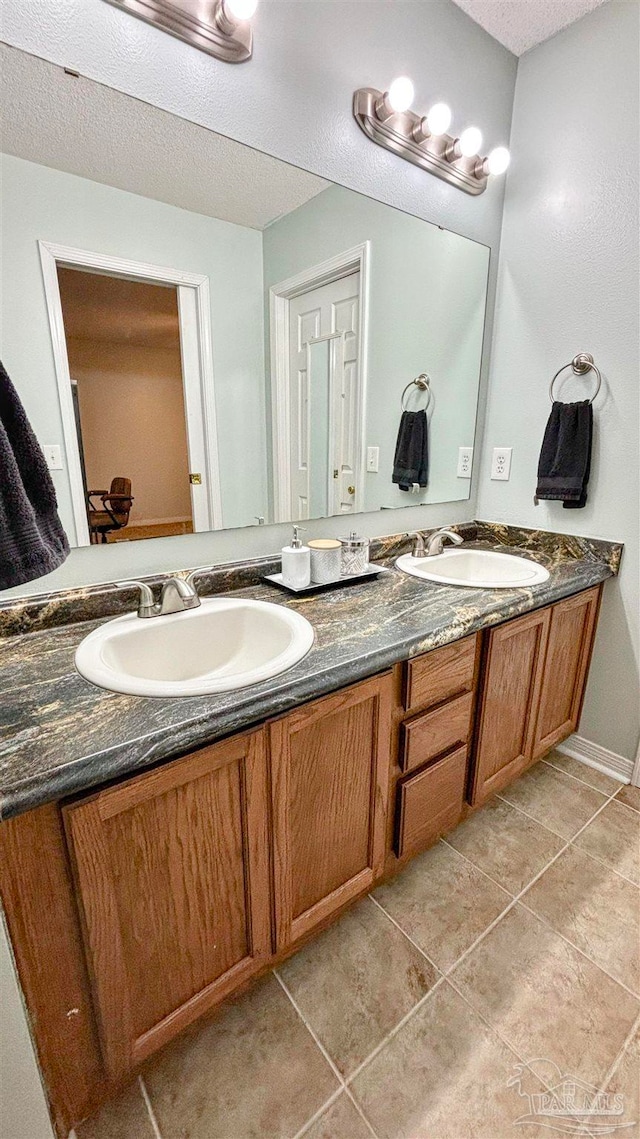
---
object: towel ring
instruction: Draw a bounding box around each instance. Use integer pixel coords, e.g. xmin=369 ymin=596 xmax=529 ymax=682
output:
xmin=549 ymin=353 xmax=601 ymax=405
xmin=401 ymin=373 xmax=432 ymax=412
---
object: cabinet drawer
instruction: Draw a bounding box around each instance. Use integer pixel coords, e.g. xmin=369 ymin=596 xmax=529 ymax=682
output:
xmin=395 ymin=746 xmax=467 ymax=859
xmin=404 ymin=635 xmax=477 ymax=714
xmin=400 ymin=690 xmax=474 ymax=774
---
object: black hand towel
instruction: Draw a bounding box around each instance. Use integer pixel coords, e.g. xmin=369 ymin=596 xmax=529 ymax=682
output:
xmin=392 ymin=410 xmax=429 ymax=491
xmin=535 ymin=400 xmax=593 ymax=509
xmin=0 ymin=361 xmax=70 ymax=590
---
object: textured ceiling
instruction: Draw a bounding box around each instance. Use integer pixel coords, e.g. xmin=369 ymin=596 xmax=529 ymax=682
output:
xmin=1 ymin=44 xmax=329 ymax=231
xmin=58 ymin=269 xmax=180 ymax=351
xmin=451 ymin=0 xmax=609 ymax=55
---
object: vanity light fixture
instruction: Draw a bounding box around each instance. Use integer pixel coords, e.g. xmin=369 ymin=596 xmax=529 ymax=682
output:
xmin=102 ymin=0 xmax=258 ymax=62
xmin=353 ymin=79 xmax=510 ymax=195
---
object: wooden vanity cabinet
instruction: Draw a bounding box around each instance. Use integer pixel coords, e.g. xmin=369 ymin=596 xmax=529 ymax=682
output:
xmin=469 ymin=585 xmax=602 ymax=805
xmin=62 ymin=729 xmax=272 ymax=1081
xmin=270 ymin=673 xmax=392 ymax=951
xmin=0 ymin=585 xmax=604 ymax=1135
xmin=532 ymin=587 xmax=601 ymax=759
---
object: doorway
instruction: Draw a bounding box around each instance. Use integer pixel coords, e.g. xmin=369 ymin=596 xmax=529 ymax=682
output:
xmin=39 ymin=242 xmax=222 ymax=546
xmin=58 ymin=270 xmax=193 ymax=543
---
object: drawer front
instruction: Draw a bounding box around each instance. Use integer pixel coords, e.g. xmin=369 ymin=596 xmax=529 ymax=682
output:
xmin=404 ymin=635 xmax=477 ymax=714
xmin=395 ymin=746 xmax=467 ymax=859
xmin=400 ymin=690 xmax=474 ymax=774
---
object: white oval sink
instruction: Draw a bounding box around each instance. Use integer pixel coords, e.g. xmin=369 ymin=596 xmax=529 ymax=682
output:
xmin=75 ymin=597 xmax=315 ymax=698
xmin=396 ymin=548 xmax=550 ymax=589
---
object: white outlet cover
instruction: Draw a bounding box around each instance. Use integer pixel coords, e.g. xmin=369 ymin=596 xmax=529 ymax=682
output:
xmin=491 ymin=446 xmax=512 ymax=481
xmin=457 ymin=446 xmax=473 ymax=478
xmin=43 ymin=444 xmax=63 ymax=470
xmin=366 ymin=445 xmax=379 ymax=473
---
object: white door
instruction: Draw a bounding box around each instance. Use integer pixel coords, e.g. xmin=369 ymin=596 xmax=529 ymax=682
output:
xmin=288 ymin=272 xmax=360 ymax=520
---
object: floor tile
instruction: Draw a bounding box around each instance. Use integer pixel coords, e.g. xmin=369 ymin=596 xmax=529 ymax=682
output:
xmin=446 ymin=796 xmax=564 ymax=894
xmin=350 ymin=981 xmax=542 ymax=1138
xmin=597 ymin=1023 xmax=640 ymax=1137
xmin=498 ymin=761 xmax=607 ymax=839
xmin=278 ymin=896 xmax=438 ymax=1077
xmin=449 ymin=904 xmax=640 ymax=1087
xmin=373 ymin=841 xmax=511 ymax=972
xmin=522 ymin=844 xmax=640 ymax=993
xmin=542 ymin=750 xmax=622 ymax=795
xmin=144 ymin=975 xmax=339 ymax=1139
xmin=302 ymin=1093 xmax=372 ymax=1139
xmin=76 ymin=1083 xmax=155 ymax=1139
xmin=616 ymin=784 xmax=640 ymax=814
xmin=574 ymin=799 xmax=640 ymax=884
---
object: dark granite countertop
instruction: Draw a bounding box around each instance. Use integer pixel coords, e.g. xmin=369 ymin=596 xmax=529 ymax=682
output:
xmin=0 ymin=523 xmax=622 ymax=820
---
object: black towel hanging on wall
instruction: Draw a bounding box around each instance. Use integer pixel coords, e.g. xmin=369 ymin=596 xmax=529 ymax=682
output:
xmin=535 ymin=400 xmax=593 ymax=508
xmin=393 ymin=373 xmax=431 ymax=491
xmin=535 ymin=353 xmax=601 ymax=510
xmin=0 ymin=360 xmax=70 ymax=590
xmin=393 ymin=409 xmax=429 ymax=490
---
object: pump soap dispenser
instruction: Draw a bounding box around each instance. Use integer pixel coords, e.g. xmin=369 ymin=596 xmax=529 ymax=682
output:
xmin=281 ymin=526 xmax=311 ymax=589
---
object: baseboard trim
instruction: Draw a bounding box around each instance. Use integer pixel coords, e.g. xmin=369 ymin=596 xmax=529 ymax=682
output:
xmin=556 ymin=734 xmax=633 ymax=784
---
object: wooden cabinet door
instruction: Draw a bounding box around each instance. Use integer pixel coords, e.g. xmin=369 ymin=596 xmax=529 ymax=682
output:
xmin=470 ymin=608 xmax=550 ymax=806
xmin=270 ymin=674 xmax=391 ymax=951
xmin=63 ymin=729 xmax=271 ymax=1081
xmin=533 ymin=586 xmax=601 ymax=759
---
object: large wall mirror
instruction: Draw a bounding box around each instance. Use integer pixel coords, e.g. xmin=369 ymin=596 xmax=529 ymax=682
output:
xmin=1 ymin=45 xmax=490 ymax=549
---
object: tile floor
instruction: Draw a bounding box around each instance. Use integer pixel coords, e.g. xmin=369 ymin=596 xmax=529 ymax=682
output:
xmin=75 ymin=751 xmax=640 ymax=1139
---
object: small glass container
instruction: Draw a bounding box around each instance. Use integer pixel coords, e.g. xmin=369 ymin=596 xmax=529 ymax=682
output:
xmin=308 ymin=538 xmax=342 ymax=584
xmin=339 ymin=531 xmax=370 ymax=576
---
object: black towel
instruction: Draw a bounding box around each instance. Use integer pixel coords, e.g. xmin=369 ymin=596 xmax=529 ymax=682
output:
xmin=0 ymin=361 xmax=70 ymax=590
xmin=392 ymin=410 xmax=429 ymax=491
xmin=535 ymin=399 xmax=593 ymax=509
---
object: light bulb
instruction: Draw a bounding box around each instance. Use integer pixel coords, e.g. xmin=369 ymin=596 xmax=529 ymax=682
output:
xmin=487 ymin=146 xmax=510 ymax=175
xmin=387 ymin=76 xmax=414 ymax=113
xmin=426 ymin=102 xmax=452 ymax=136
xmin=225 ymin=0 xmax=258 ymax=20
xmin=459 ymin=126 xmax=482 ymax=157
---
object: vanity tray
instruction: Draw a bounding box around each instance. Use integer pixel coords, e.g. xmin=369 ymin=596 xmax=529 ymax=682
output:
xmin=263 ymin=564 xmax=389 ymax=596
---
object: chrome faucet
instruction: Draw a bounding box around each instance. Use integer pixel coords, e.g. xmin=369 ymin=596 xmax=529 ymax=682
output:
xmin=121 ymin=576 xmax=201 ymax=619
xmin=407 ymin=528 xmax=464 ymax=559
xmin=425 ymin=528 xmax=464 ymax=557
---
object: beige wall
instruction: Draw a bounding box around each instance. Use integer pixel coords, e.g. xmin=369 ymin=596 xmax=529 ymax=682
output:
xmin=69 ymin=340 xmax=192 ymax=526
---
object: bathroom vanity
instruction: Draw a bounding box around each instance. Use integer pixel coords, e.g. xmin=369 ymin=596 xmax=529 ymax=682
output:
xmin=0 ymin=524 xmax=621 ymax=1136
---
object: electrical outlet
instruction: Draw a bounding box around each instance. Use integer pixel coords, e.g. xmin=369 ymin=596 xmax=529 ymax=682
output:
xmin=491 ymin=446 xmax=512 ymax=481
xmin=457 ymin=446 xmax=473 ymax=478
xmin=43 ymin=444 xmax=63 ymax=470
xmin=366 ymin=445 xmax=379 ymax=473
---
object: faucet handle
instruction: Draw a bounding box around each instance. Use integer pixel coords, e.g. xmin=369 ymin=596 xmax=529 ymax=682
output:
xmin=185 ymin=567 xmax=209 ymax=592
xmin=407 ymin=531 xmax=427 ymax=558
xmin=118 ymin=580 xmax=156 ymax=618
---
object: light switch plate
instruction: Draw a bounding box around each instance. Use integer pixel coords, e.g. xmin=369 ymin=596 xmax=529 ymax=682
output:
xmin=366 ymin=445 xmax=379 ymax=473
xmin=457 ymin=446 xmax=473 ymax=478
xmin=43 ymin=444 xmax=63 ymax=470
xmin=491 ymin=446 xmax=512 ymax=480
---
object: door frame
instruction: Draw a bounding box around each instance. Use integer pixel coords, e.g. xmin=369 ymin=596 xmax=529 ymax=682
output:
xmin=38 ymin=241 xmax=223 ymax=546
xmin=269 ymin=242 xmax=370 ymax=522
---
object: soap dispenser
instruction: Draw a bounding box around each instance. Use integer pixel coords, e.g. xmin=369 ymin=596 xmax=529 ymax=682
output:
xmin=281 ymin=526 xmax=311 ymax=589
